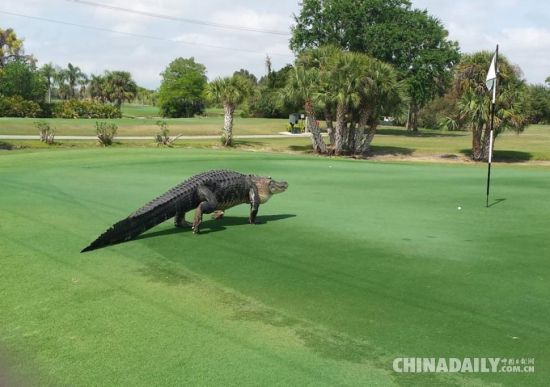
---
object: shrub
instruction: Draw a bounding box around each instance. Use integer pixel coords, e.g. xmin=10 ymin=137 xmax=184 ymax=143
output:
xmin=417 ymin=96 xmax=459 ymax=130
xmin=53 ymin=100 xmax=121 ymax=119
xmin=96 ymin=121 xmax=118 ymax=146
xmin=0 ymin=141 xmax=13 ymax=150
xmin=154 ymin=120 xmax=182 ymax=147
xmin=34 ymin=121 xmax=55 ymax=144
xmin=0 ymin=95 xmax=42 ymax=117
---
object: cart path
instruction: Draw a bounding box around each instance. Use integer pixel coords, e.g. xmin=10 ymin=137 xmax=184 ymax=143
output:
xmin=0 ymin=133 xmax=322 ymax=140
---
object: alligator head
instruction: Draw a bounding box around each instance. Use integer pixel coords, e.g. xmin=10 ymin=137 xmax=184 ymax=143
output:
xmin=251 ymin=176 xmax=288 ymax=203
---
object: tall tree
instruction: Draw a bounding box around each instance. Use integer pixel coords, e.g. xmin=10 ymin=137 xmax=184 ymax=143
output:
xmin=207 ymin=75 xmax=253 ymax=146
xmin=0 ymin=28 xmax=31 ymax=68
xmin=64 ymin=63 xmax=85 ymax=99
xmin=53 ymin=65 xmax=70 ymax=100
xmin=40 ymin=62 xmax=55 ymax=103
xmin=294 ymin=46 xmax=404 ymax=156
xmin=290 ymin=0 xmax=459 ymax=131
xmin=103 ymin=71 xmax=137 ymax=108
xmin=158 ymin=57 xmax=207 ymax=118
xmin=453 ymin=51 xmax=528 ymax=161
xmin=233 ymin=69 xmax=257 ymax=85
xmin=525 ymin=84 xmax=550 ymax=124
xmin=89 ymin=74 xmax=107 ymax=102
xmin=0 ymin=59 xmax=46 ymax=101
xmin=282 ymin=66 xmax=327 ymax=153
xmin=353 ymin=57 xmax=404 ymax=155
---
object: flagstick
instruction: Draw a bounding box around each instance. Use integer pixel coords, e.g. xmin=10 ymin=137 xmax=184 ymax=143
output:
xmin=486 ymin=106 xmax=494 ymax=208
xmin=486 ymin=44 xmax=498 ymax=208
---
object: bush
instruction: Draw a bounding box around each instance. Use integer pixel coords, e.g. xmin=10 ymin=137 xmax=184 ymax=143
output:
xmin=0 ymin=95 xmax=42 ymax=117
xmin=53 ymin=100 xmax=121 ymax=119
xmin=96 ymin=121 xmax=118 ymax=146
xmin=0 ymin=141 xmax=13 ymax=150
xmin=248 ymin=89 xmax=298 ymax=118
xmin=154 ymin=120 xmax=182 ymax=147
xmin=417 ymin=96 xmax=459 ymax=130
xmin=159 ymin=99 xmax=204 ymax=118
xmin=34 ymin=121 xmax=55 ymax=144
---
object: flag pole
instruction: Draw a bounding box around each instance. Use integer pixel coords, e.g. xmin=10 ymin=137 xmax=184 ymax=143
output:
xmin=486 ymin=44 xmax=498 ymax=208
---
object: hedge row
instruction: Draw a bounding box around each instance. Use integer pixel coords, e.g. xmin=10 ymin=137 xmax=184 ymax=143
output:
xmin=0 ymin=96 xmax=121 ymax=118
xmin=0 ymin=96 xmax=42 ymax=117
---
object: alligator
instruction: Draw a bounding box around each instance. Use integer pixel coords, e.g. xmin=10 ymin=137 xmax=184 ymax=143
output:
xmin=81 ymin=169 xmax=288 ymax=252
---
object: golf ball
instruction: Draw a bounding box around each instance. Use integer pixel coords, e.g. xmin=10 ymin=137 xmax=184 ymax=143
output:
xmin=458 ymin=206 xmax=462 ymax=210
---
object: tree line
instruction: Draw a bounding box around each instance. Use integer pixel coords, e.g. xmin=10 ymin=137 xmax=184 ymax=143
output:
xmin=2 ymin=0 xmax=550 ymax=160
xmin=0 ymin=27 xmax=145 ymax=118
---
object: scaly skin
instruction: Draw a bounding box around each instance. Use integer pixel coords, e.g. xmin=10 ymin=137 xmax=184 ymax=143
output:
xmin=81 ymin=170 xmax=288 ymax=252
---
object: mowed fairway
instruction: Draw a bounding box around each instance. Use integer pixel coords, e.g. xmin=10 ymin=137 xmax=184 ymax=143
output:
xmin=1 ymin=148 xmax=549 ymax=386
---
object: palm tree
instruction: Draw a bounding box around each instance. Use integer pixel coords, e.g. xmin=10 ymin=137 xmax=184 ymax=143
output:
xmin=296 ymin=45 xmax=340 ymax=146
xmin=282 ymin=66 xmax=327 ymax=153
xmin=53 ymin=66 xmax=70 ymax=100
xmin=89 ymin=74 xmax=106 ymax=102
xmin=65 ymin=63 xmax=85 ymax=99
xmin=453 ymin=51 xmax=528 ymax=161
xmin=78 ymin=74 xmax=89 ymax=99
xmin=40 ymin=62 xmax=55 ymax=103
xmin=322 ymin=51 xmax=363 ymax=154
xmin=353 ymin=57 xmax=404 ymax=155
xmin=104 ymin=71 xmax=137 ymax=108
xmin=207 ymin=75 xmax=253 ymax=147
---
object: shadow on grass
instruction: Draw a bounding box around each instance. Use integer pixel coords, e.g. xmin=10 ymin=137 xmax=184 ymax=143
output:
xmin=460 ymin=149 xmax=533 ymax=162
xmin=289 ymin=144 xmax=314 ymax=152
xmin=488 ymin=198 xmax=506 ymax=208
xmin=377 ymin=128 xmax=464 ymax=137
xmin=0 ymin=141 xmax=13 ymax=150
xmin=368 ymin=145 xmax=414 ymax=156
xmin=233 ymin=140 xmax=266 ymax=147
xmin=136 ymin=213 xmax=296 ymax=240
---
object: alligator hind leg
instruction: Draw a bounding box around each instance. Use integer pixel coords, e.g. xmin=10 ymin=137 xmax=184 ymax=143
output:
xmin=193 ymin=186 xmax=218 ymax=234
xmin=174 ymin=210 xmax=193 ymax=228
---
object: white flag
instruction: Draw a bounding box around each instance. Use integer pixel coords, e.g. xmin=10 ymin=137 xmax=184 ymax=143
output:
xmin=486 ymin=52 xmax=497 ymax=103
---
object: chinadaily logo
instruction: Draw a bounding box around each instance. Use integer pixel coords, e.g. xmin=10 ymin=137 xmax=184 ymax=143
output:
xmin=392 ymin=357 xmax=535 ymax=373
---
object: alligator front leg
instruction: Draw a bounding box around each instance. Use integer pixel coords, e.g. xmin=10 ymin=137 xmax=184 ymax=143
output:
xmin=174 ymin=210 xmax=193 ymax=228
xmin=193 ymin=186 xmax=218 ymax=234
xmin=249 ymin=187 xmax=260 ymax=224
xmin=211 ymin=210 xmax=224 ymax=220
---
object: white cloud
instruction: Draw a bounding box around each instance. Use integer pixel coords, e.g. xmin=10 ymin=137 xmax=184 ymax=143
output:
xmin=210 ymin=8 xmax=291 ymax=32
xmin=501 ymin=27 xmax=550 ymax=50
xmin=5 ymin=0 xmax=549 ymax=87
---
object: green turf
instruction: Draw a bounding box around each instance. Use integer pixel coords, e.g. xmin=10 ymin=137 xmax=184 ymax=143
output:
xmin=0 ymin=115 xmax=287 ymax=136
xmin=2 ymin=116 xmax=550 ymax=161
xmin=1 ymin=148 xmax=549 ymax=386
xmin=121 ymin=104 xmax=161 ymax=118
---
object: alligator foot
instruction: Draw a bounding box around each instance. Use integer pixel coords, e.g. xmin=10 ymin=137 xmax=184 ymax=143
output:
xmin=212 ymin=210 xmax=224 ymax=220
xmin=175 ymin=220 xmax=193 ymax=228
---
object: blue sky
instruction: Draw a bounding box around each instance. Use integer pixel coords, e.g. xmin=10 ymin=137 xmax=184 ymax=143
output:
xmin=1 ymin=0 xmax=548 ymax=88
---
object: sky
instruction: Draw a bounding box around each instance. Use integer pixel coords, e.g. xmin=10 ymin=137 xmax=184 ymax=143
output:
xmin=1 ymin=0 xmax=549 ymax=89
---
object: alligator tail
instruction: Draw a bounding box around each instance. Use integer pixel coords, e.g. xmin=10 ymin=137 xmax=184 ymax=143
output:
xmin=81 ymin=189 xmax=186 ymax=253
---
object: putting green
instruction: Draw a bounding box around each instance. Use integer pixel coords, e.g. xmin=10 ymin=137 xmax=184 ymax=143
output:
xmin=1 ymin=148 xmax=548 ymax=386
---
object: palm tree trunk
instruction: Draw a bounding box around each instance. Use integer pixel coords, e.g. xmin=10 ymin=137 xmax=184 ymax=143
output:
xmin=472 ymin=124 xmax=484 ymax=161
xmin=223 ymin=103 xmax=235 ymax=146
xmin=334 ymin=102 xmax=347 ymax=155
xmin=324 ymin=105 xmax=335 ymax=145
xmin=406 ymin=102 xmax=419 ymax=131
xmin=354 ymin=110 xmax=369 ymax=155
xmin=355 ymin=109 xmax=378 ymax=157
xmin=305 ymin=100 xmax=326 ymax=153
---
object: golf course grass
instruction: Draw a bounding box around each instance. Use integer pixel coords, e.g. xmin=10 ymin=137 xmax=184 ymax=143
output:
xmin=1 ymin=148 xmax=549 ymax=386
